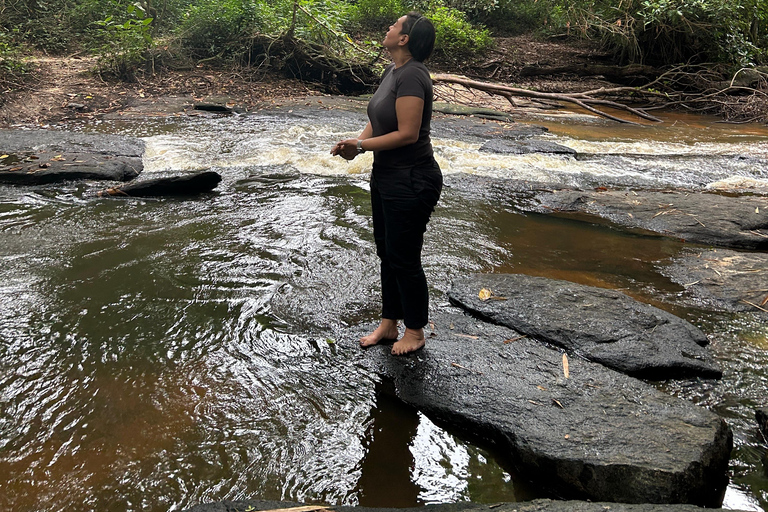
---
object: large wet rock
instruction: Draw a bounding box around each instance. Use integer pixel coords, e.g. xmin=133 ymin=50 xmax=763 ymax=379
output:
xmin=183 ymin=499 xmax=750 ymax=512
xmin=534 ymin=189 xmax=768 ymax=250
xmin=661 ymin=248 xmax=768 ymax=314
xmin=447 ymin=274 xmax=721 ymax=380
xmin=431 ymin=116 xmax=547 ymax=142
xmin=0 ymin=129 xmax=143 ymax=184
xmin=98 ymin=170 xmax=222 ymax=197
xmin=348 ymin=311 xmax=731 ymax=506
xmin=480 ymin=139 xmax=576 ymax=155
xmin=757 ymin=408 xmax=768 ymax=440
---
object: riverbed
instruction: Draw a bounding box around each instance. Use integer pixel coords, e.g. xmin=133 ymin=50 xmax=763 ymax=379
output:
xmin=0 ymin=102 xmax=766 ymax=511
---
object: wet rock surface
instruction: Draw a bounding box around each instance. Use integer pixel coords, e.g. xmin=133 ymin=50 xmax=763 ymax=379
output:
xmin=341 ymin=311 xmax=731 ymax=506
xmin=757 ymin=408 xmax=768 ymax=440
xmin=661 ymin=248 xmax=768 ymax=314
xmin=480 ymin=139 xmax=576 ymax=155
xmin=448 ymin=273 xmax=721 ymax=380
xmin=431 ymin=116 xmax=548 ymax=142
xmin=0 ymin=129 xmax=143 ymax=184
xmin=533 ymin=189 xmax=768 ymax=250
xmin=98 ymin=170 xmax=222 ymax=197
xmin=184 ymin=500 xmax=749 ymax=512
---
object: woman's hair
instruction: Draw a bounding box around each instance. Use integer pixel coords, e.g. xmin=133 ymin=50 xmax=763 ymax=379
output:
xmin=401 ymin=11 xmax=436 ymax=62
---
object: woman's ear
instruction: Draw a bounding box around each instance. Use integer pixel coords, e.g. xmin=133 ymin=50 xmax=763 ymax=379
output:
xmin=398 ymin=33 xmax=410 ymax=47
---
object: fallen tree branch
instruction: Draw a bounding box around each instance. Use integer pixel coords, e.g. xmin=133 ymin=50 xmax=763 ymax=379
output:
xmin=431 ymin=73 xmax=662 ymax=124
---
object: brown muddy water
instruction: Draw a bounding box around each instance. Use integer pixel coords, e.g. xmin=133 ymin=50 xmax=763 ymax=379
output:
xmin=0 ymin=105 xmax=767 ymax=512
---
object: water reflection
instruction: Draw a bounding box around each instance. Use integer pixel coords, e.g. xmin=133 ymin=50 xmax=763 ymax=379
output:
xmin=0 ymin=106 xmax=767 ymax=511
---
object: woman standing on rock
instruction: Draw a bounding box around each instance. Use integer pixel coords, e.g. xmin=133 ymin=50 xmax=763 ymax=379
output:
xmin=331 ymin=12 xmax=442 ymax=355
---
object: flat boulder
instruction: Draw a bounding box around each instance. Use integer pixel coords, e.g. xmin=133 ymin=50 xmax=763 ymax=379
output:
xmin=0 ymin=129 xmax=143 ymax=184
xmin=183 ymin=500 xmax=750 ymax=512
xmin=660 ymin=248 xmax=768 ymax=314
xmin=350 ymin=311 xmax=732 ymax=506
xmin=535 ymin=190 xmax=768 ymax=250
xmin=480 ymin=139 xmax=576 ymax=155
xmin=98 ymin=170 xmax=222 ymax=197
xmin=448 ymin=273 xmax=721 ymax=380
xmin=431 ymin=116 xmax=547 ymax=142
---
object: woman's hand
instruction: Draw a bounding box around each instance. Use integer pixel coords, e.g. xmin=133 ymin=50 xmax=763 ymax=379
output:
xmin=330 ymin=138 xmax=360 ymax=161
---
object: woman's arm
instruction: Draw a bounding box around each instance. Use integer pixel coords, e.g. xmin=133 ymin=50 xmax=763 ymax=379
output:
xmin=331 ymin=96 xmax=424 ymax=160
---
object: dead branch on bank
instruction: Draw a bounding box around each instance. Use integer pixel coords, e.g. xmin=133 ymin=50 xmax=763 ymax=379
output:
xmin=432 ymin=73 xmax=662 ymax=124
xmin=434 ymin=63 xmax=768 ymax=124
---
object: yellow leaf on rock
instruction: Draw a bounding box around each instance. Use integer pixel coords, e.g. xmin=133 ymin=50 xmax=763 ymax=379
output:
xmin=562 ymin=353 xmax=570 ymax=379
xmin=478 ymin=288 xmax=492 ymax=301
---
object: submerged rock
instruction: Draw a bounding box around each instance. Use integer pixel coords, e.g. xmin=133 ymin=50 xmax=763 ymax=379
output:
xmin=348 ymin=311 xmax=731 ymax=506
xmin=0 ymin=129 xmax=143 ymax=184
xmin=183 ymin=500 xmax=750 ymax=512
xmin=431 ymin=116 xmax=547 ymax=142
xmin=534 ymin=189 xmax=768 ymax=250
xmin=98 ymin=170 xmax=222 ymax=197
xmin=448 ymin=273 xmax=721 ymax=380
xmin=661 ymin=248 xmax=768 ymax=314
xmin=480 ymin=139 xmax=576 ymax=155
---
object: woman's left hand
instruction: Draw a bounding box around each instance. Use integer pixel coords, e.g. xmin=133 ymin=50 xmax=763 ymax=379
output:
xmin=331 ymin=139 xmax=360 ymax=161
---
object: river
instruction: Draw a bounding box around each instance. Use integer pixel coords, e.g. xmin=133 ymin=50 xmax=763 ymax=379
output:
xmin=0 ymin=101 xmax=766 ymax=511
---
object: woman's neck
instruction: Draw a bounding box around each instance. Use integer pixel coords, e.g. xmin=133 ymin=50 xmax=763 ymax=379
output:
xmin=391 ymin=47 xmax=413 ymax=68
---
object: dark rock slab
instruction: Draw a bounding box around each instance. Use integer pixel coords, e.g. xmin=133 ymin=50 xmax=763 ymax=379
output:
xmin=184 ymin=500 xmax=748 ymax=512
xmin=433 ymin=103 xmax=515 ymax=122
xmin=480 ymin=139 xmax=577 ymax=155
xmin=448 ymin=273 xmax=721 ymax=380
xmin=431 ymin=116 xmax=548 ymax=142
xmin=348 ymin=311 xmax=731 ymax=506
xmin=0 ymin=152 xmax=141 ymax=184
xmin=535 ymin=189 xmax=768 ymax=250
xmin=0 ymin=128 xmax=144 ymax=157
xmin=661 ymin=248 xmax=768 ymax=314
xmin=0 ymin=129 xmax=144 ymax=184
xmin=484 ymin=502 xmax=747 ymax=512
xmin=758 ymin=408 xmax=768 ymax=440
xmin=97 ymin=170 xmax=222 ymax=197
xmin=194 ymin=103 xmax=234 ymax=113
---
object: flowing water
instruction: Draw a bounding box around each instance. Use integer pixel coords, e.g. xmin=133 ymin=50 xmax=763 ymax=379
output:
xmin=1 ymin=102 xmax=767 ymax=512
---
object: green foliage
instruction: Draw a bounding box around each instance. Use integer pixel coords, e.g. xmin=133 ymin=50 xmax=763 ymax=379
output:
xmin=94 ymin=4 xmax=155 ymax=79
xmin=348 ymin=0 xmax=406 ymax=31
xmin=0 ymin=29 xmax=27 ymax=95
xmin=543 ymin=0 xmax=768 ymax=66
xmin=0 ymin=30 xmax=26 ymax=75
xmin=473 ymin=0 xmax=550 ymax=35
xmin=426 ymin=3 xmax=493 ymax=61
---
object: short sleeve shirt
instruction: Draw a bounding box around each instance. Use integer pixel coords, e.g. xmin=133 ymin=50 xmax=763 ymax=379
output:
xmin=367 ymin=59 xmax=434 ymax=169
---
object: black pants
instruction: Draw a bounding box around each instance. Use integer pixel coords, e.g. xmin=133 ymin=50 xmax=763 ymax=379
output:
xmin=370 ymin=160 xmax=442 ymax=329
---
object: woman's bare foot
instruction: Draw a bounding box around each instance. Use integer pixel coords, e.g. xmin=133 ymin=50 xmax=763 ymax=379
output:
xmin=360 ymin=318 xmax=399 ymax=347
xmin=391 ymin=328 xmax=425 ymax=356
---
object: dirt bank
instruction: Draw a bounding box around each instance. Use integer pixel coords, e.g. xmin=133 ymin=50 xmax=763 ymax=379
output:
xmin=0 ymin=36 xmax=612 ymax=128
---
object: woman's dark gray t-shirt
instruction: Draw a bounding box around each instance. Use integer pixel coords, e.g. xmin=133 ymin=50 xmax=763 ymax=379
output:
xmin=367 ymin=59 xmax=434 ymax=170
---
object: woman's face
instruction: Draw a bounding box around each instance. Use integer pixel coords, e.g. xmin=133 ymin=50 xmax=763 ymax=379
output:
xmin=383 ymin=15 xmax=408 ymax=49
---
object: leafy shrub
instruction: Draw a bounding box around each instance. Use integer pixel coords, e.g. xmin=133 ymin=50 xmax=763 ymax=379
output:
xmin=473 ymin=0 xmax=551 ymax=36
xmin=348 ymin=0 xmax=406 ymax=31
xmin=0 ymin=30 xmax=27 ymax=92
xmin=94 ymin=4 xmax=155 ymax=79
xmin=427 ymin=3 xmax=493 ymax=61
xmin=545 ymin=0 xmax=768 ymax=66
